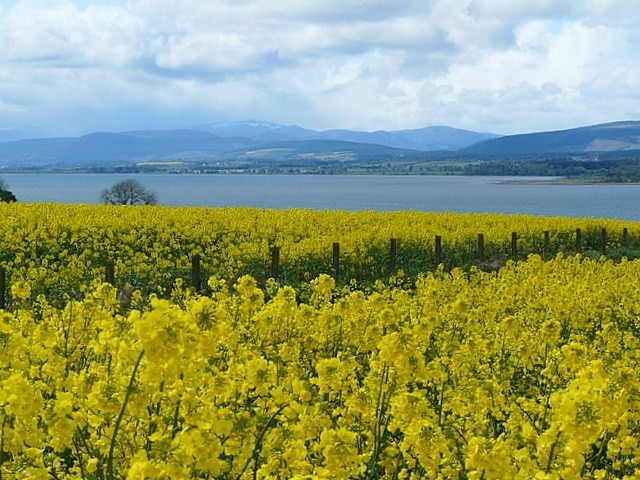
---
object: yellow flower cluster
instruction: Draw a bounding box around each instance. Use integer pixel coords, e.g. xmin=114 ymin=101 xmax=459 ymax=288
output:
xmin=1 ymin=203 xmax=640 ymax=478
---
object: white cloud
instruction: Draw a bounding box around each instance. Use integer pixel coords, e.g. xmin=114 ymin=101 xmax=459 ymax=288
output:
xmin=0 ymin=1 xmax=143 ymax=66
xmin=467 ymin=0 xmax=576 ymax=21
xmin=153 ymin=32 xmax=261 ymax=71
xmin=0 ymin=0 xmax=638 ymax=136
xmin=585 ymin=0 xmax=640 ymax=25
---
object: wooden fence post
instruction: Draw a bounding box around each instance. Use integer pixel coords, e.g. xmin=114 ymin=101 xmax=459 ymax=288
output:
xmin=601 ymin=228 xmax=607 ymax=255
xmin=511 ymin=232 xmax=518 ymax=261
xmin=477 ymin=233 xmax=485 ymax=262
xmin=0 ymin=266 xmax=5 ymax=310
xmin=435 ymin=235 xmax=442 ymax=266
xmin=576 ymin=228 xmax=582 ymax=253
xmin=623 ymin=227 xmax=629 ymax=248
xmin=105 ymin=259 xmax=115 ymax=285
xmin=191 ymin=254 xmax=201 ymax=292
xmin=543 ymin=231 xmax=550 ymax=256
xmin=271 ymin=247 xmax=280 ymax=280
xmin=332 ymin=243 xmax=340 ymax=282
xmin=389 ymin=238 xmax=397 ymax=275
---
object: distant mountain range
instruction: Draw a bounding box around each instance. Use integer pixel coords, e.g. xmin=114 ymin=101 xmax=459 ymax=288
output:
xmin=0 ymin=122 xmax=498 ymax=167
xmin=196 ymin=121 xmax=499 ymax=151
xmin=461 ymin=120 xmax=640 ymax=155
xmin=0 ymin=120 xmax=638 ymax=168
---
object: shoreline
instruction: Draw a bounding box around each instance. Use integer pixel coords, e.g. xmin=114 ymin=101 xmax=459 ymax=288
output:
xmin=495 ymin=177 xmax=640 ymax=186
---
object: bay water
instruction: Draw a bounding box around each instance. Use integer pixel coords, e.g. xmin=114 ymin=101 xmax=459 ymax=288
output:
xmin=2 ymin=173 xmax=640 ymax=221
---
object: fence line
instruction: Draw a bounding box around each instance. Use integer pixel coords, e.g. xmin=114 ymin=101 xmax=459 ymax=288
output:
xmin=264 ymin=227 xmax=633 ymax=285
xmin=435 ymin=235 xmax=442 ymax=265
xmin=191 ymin=254 xmax=201 ymax=292
xmin=0 ymin=227 xmax=637 ymax=303
xmin=332 ymin=243 xmax=340 ymax=282
xmin=105 ymin=259 xmax=115 ymax=285
xmin=389 ymin=238 xmax=398 ymax=276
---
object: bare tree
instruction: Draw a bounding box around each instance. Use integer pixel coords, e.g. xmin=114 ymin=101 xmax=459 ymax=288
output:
xmin=0 ymin=178 xmax=16 ymax=203
xmin=100 ymin=179 xmax=158 ymax=205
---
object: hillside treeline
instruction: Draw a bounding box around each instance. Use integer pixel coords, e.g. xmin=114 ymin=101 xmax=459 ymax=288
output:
xmin=463 ymin=155 xmax=640 ymax=181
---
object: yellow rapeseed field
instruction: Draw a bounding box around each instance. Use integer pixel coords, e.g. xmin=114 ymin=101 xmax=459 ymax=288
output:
xmin=1 ymin=203 xmax=640 ymax=479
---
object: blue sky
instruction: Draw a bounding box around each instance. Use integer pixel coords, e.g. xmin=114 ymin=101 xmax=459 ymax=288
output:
xmin=1 ymin=0 xmax=639 ymax=138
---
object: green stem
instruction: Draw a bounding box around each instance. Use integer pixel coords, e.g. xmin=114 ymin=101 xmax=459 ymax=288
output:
xmin=437 ymin=379 xmax=446 ymax=427
xmin=107 ymin=349 xmax=144 ymax=480
xmin=589 ymin=435 xmax=609 ymax=473
xmin=367 ymin=365 xmax=389 ymax=479
xmin=171 ymin=401 xmax=181 ymax=440
xmin=0 ymin=415 xmax=6 ymax=480
xmin=545 ymin=431 xmax=561 ymax=473
xmin=235 ymin=403 xmax=289 ymax=480
xmin=171 ymin=373 xmax=184 ymax=440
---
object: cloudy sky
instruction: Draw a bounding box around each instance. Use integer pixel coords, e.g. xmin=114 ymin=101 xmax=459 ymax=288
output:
xmin=0 ymin=0 xmax=638 ymax=138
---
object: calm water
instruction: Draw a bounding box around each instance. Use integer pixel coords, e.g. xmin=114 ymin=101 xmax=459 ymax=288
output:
xmin=3 ymin=173 xmax=640 ymax=220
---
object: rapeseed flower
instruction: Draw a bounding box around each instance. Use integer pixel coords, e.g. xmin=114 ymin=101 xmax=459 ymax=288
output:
xmin=0 ymin=205 xmax=640 ymax=477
